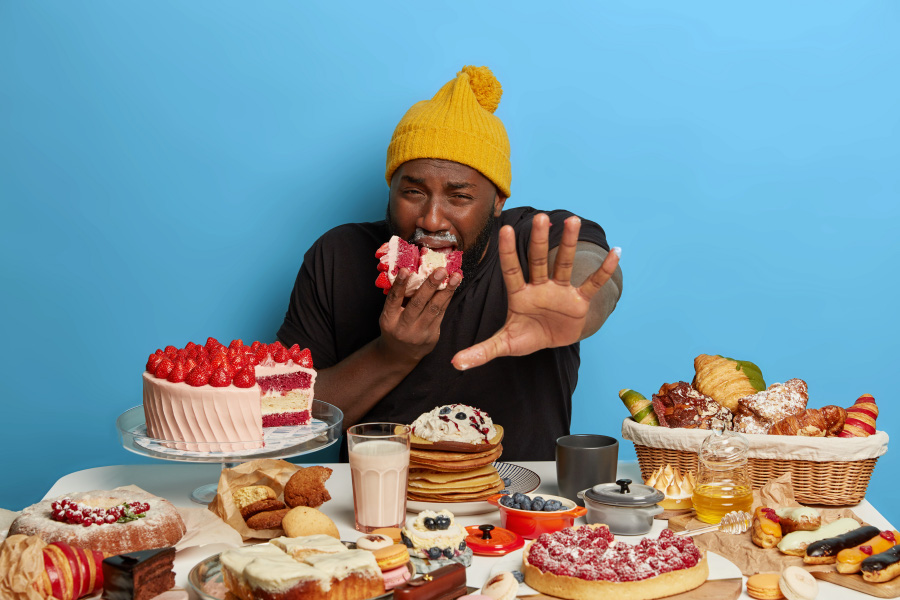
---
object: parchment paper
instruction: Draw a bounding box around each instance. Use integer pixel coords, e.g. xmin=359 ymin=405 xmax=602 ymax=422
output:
xmin=675 ymin=473 xmax=863 ymax=576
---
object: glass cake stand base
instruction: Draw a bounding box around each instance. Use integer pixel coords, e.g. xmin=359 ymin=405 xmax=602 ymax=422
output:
xmin=116 ymin=400 xmax=344 ymax=505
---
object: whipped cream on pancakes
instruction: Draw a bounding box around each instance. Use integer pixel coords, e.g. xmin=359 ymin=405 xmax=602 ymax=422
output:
xmin=411 ymin=404 xmax=497 ymax=444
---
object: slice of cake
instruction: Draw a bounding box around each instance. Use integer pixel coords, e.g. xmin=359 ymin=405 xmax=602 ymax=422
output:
xmin=375 ymin=236 xmax=462 ymax=296
xmin=142 ymin=338 xmax=316 ymax=451
xmin=101 ymin=547 xmax=175 ymax=600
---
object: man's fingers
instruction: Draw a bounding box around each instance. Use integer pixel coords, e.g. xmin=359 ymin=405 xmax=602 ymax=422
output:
xmin=528 ymin=213 xmax=550 ymax=284
xmin=400 ymin=267 xmax=448 ymax=322
xmin=552 ymin=216 xmax=581 ymax=285
xmin=451 ymin=332 xmax=509 ymax=371
xmin=419 ymin=270 xmax=462 ymax=327
xmin=578 ymin=247 xmax=621 ymax=300
xmin=381 ymin=268 xmax=410 ymax=321
xmin=498 ymin=225 xmax=526 ymax=294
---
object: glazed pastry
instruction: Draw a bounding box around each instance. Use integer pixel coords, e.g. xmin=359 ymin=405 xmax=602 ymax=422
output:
xmin=839 ymin=394 xmax=879 ymax=438
xmin=803 ymin=525 xmax=880 ymax=565
xmin=836 ymin=530 xmax=900 ymax=574
xmin=861 ymin=546 xmax=900 ymax=583
xmin=768 ymin=410 xmax=826 ymax=437
xmin=774 ymin=507 xmax=820 ymax=534
xmin=692 ymin=354 xmax=766 ymax=412
xmin=751 ymin=507 xmax=783 ymax=549
xmin=733 ymin=379 xmax=808 ymax=435
xmin=619 ymin=389 xmax=659 ymax=426
xmin=776 ymin=518 xmax=860 ymax=556
xmin=651 ymin=382 xmax=733 ymax=430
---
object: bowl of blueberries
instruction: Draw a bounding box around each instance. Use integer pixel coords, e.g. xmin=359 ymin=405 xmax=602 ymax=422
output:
xmin=487 ymin=492 xmax=587 ymax=539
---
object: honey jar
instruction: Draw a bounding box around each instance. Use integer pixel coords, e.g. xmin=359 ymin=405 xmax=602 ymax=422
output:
xmin=692 ymin=426 xmax=753 ymax=524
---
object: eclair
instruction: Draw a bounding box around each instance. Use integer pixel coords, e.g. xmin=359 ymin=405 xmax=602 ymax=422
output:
xmin=775 ymin=507 xmax=820 ymax=534
xmin=751 ymin=507 xmax=782 ymax=549
xmin=836 ymin=530 xmax=900 ymax=574
xmin=777 ymin=518 xmax=860 ymax=557
xmin=861 ymin=546 xmax=900 ymax=583
xmin=804 ymin=525 xmax=880 ymax=565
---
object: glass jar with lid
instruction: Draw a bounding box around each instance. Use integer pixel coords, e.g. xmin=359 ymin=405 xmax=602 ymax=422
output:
xmin=691 ymin=426 xmax=753 ymax=524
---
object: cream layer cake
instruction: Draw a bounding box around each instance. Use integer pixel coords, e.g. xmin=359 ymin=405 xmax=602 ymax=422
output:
xmin=375 ymin=236 xmax=462 ymax=296
xmin=142 ymin=338 xmax=315 ymax=451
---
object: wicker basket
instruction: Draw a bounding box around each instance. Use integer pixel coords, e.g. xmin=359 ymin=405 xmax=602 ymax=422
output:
xmin=621 ymin=419 xmax=888 ymax=506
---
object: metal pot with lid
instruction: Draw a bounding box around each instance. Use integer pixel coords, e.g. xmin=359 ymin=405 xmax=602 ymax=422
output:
xmin=578 ymin=478 xmax=665 ymax=535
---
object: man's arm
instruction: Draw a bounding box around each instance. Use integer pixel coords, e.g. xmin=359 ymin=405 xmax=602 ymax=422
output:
xmin=549 ymin=242 xmax=623 ymax=340
xmin=297 ymin=266 xmax=461 ymax=428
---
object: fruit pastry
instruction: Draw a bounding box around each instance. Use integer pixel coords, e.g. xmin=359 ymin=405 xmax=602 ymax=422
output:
xmin=774 ymin=507 xmax=820 ymax=534
xmin=803 ymin=525 xmax=880 ymax=565
xmin=776 ymin=518 xmax=861 ymax=556
xmin=0 ymin=535 xmax=106 ymax=600
xmin=732 ymin=379 xmax=808 ymax=435
xmin=751 ymin=507 xmax=782 ymax=549
xmin=375 ymin=235 xmax=463 ymax=296
xmin=839 ymin=394 xmax=879 ymax=437
xmin=836 ymin=529 xmax=900 ymax=574
xmin=692 ymin=354 xmax=766 ymax=412
xmin=619 ymin=389 xmax=659 ymax=426
xmin=861 ymin=546 xmax=900 ymax=583
xmin=644 ymin=465 xmax=695 ymax=510
xmin=651 ymin=382 xmax=733 ymax=430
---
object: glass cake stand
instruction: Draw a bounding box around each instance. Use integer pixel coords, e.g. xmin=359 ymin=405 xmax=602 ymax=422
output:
xmin=116 ymin=399 xmax=343 ymax=504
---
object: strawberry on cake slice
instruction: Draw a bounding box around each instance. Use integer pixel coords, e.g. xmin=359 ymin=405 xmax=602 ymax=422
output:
xmin=375 ymin=236 xmax=462 ymax=296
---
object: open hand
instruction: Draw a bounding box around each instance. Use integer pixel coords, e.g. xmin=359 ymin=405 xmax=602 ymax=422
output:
xmin=451 ymin=213 xmax=620 ymax=370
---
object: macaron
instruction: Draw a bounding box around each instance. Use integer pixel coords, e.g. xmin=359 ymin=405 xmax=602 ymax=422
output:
xmin=356 ymin=533 xmax=394 ymax=551
xmin=373 ymin=543 xmax=411 ymax=571
xmin=747 ymin=573 xmax=785 ymax=600
xmin=381 ymin=564 xmax=412 ymax=590
xmin=372 ymin=527 xmax=403 ymax=544
xmin=481 ymin=571 xmax=518 ymax=600
xmin=779 ymin=566 xmax=818 ymax=600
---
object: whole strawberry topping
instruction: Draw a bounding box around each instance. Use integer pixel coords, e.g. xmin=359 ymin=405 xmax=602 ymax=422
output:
xmin=233 ymin=367 xmax=256 ymax=388
xmin=154 ymin=358 xmax=175 ymax=379
xmin=146 ymin=353 xmax=164 ymax=372
xmin=186 ymin=367 xmax=210 ymax=387
xmin=272 ymin=345 xmax=289 ymax=363
xmin=167 ymin=362 xmax=188 ymax=383
xmin=209 ymin=367 xmax=231 ymax=387
xmin=228 ymin=338 xmax=244 ymax=351
xmin=164 ymin=345 xmax=178 ymax=359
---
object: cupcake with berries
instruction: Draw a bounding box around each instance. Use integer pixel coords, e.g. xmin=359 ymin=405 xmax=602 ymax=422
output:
xmin=401 ymin=509 xmax=472 ymax=573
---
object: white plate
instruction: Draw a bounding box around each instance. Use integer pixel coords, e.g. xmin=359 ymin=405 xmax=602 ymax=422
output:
xmin=407 ymin=462 xmax=540 ymax=516
xmin=488 ymin=548 xmax=741 ymax=596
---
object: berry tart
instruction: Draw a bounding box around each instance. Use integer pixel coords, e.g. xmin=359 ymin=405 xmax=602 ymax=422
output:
xmin=142 ymin=338 xmax=316 ymax=451
xmin=8 ymin=488 xmax=186 ymax=556
xmin=523 ymin=525 xmax=708 ymax=600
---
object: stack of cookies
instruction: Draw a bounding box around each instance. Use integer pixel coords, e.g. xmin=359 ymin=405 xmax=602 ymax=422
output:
xmin=404 ymin=404 xmax=506 ymax=503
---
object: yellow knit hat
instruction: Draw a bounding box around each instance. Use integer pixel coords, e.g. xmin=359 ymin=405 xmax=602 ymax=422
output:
xmin=385 ymin=66 xmax=511 ymax=198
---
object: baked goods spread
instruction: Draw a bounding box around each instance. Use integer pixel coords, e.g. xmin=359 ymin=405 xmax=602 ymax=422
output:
xmin=101 ymin=546 xmax=175 ymax=600
xmin=8 ymin=489 xmax=186 ymax=556
xmin=523 ymin=525 xmax=708 ymax=600
xmin=375 ymin=235 xmax=463 ymax=296
xmin=220 ymin=539 xmax=384 ymax=600
xmin=142 ymin=338 xmax=316 ymax=451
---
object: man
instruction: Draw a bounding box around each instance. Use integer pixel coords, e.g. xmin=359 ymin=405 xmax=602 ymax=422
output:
xmin=277 ymin=66 xmax=623 ymax=460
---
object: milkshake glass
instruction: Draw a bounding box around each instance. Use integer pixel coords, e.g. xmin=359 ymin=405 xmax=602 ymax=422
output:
xmin=348 ymin=422 xmax=410 ymax=533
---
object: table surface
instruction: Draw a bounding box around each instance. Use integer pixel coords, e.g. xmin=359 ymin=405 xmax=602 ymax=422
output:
xmin=40 ymin=461 xmax=896 ymax=600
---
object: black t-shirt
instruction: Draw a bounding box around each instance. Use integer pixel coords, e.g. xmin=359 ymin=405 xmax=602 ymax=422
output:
xmin=277 ymin=206 xmax=609 ymax=460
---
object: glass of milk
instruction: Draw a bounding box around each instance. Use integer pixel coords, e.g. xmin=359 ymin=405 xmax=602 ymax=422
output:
xmin=347 ymin=422 xmax=411 ymax=533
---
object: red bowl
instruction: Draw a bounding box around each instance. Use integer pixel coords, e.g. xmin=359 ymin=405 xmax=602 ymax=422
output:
xmin=486 ymin=493 xmax=587 ymax=539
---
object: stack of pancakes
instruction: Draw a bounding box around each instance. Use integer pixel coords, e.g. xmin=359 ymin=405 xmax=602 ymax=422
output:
xmin=405 ymin=426 xmax=506 ymax=503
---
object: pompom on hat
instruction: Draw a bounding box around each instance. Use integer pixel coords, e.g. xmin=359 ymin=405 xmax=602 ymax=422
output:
xmin=385 ymin=66 xmax=511 ymax=198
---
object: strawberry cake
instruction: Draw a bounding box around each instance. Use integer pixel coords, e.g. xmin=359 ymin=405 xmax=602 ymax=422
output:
xmin=523 ymin=525 xmax=708 ymax=600
xmin=375 ymin=236 xmax=462 ymax=296
xmin=142 ymin=338 xmax=316 ymax=451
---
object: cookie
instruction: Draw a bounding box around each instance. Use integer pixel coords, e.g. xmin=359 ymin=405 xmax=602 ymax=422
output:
xmin=232 ymin=485 xmax=276 ymax=510
xmin=747 ymin=573 xmax=786 ymax=600
xmin=284 ymin=465 xmax=333 ymax=509
xmin=282 ymin=506 xmax=340 ymax=539
xmin=240 ymin=498 xmax=286 ymax=520
xmin=245 ymin=507 xmax=290 ymax=530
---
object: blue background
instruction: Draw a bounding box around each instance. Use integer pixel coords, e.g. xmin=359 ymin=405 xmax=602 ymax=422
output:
xmin=2 ymin=2 xmax=897 ymax=526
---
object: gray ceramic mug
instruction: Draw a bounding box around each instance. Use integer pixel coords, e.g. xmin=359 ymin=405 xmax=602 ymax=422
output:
xmin=556 ymin=434 xmax=619 ymax=505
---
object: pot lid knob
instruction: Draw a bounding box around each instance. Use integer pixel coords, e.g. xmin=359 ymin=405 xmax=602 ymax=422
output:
xmin=478 ymin=524 xmax=495 ymax=540
xmin=616 ymin=479 xmax=632 ymax=494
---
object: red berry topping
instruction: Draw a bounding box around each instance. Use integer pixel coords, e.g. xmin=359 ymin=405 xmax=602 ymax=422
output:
xmin=146 ymin=353 xmax=164 ymax=372
xmin=291 ymin=346 xmax=313 ymax=367
xmin=860 ymin=545 xmax=873 ymax=555
xmin=250 ymin=340 xmax=263 ymax=352
xmin=209 ymin=367 xmax=232 ymax=387
xmin=228 ymin=339 xmax=244 ymax=350
xmin=154 ymin=358 xmax=175 ymax=379
xmin=164 ymin=345 xmax=178 ymax=358
xmin=761 ymin=508 xmax=780 ymax=522
xmin=272 ymin=345 xmax=289 ymax=363
xmin=206 ymin=336 xmax=221 ymax=348
xmin=233 ymin=367 xmax=256 ymax=388
xmin=154 ymin=349 xmax=165 ymax=356
xmin=375 ymin=271 xmax=391 ymax=292
xmin=167 ymin=362 xmax=188 ymax=383
xmin=255 ymin=346 xmax=269 ymax=363
xmin=186 ymin=367 xmax=210 ymax=387
xmin=881 ymin=531 xmax=896 ymax=543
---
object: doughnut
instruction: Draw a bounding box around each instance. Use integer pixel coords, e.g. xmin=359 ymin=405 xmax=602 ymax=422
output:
xmin=803 ymin=525 xmax=879 ymax=565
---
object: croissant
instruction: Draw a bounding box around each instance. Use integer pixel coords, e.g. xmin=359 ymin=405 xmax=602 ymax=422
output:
xmin=769 ymin=409 xmax=826 ymax=436
xmin=839 ymin=394 xmax=878 ymax=438
xmin=693 ymin=354 xmax=766 ymax=412
xmin=820 ymin=405 xmax=847 ymax=437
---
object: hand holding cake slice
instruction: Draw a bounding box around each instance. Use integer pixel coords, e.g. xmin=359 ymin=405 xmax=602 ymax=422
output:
xmin=375 ymin=235 xmax=462 ymax=296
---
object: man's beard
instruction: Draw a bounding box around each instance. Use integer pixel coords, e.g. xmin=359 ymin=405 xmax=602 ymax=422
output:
xmin=385 ymin=205 xmax=496 ymax=290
